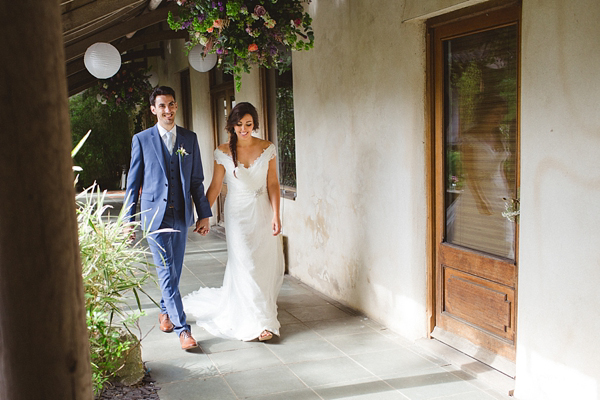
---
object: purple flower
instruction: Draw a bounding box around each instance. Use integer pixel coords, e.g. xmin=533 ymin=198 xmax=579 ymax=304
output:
xmin=219 ymin=5 xmax=224 ymax=11
xmin=216 ymin=47 xmax=225 ymax=54
xmin=269 ymin=46 xmax=278 ymax=56
xmin=211 ymin=1 xmax=216 ymax=8
xmin=197 ymin=14 xmax=205 ymax=22
xmin=254 ymin=5 xmax=266 ymax=17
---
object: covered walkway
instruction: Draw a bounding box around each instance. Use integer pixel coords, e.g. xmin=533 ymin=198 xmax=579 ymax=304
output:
xmin=130 ymin=228 xmax=514 ymax=400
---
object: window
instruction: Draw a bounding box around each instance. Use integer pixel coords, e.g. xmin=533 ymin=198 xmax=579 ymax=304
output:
xmin=266 ymin=65 xmax=297 ymax=199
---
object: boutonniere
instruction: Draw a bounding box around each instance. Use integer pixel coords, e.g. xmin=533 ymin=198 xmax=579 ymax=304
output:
xmin=176 ymin=146 xmax=189 ymax=157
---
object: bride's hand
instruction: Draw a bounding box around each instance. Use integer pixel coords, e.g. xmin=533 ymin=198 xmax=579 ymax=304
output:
xmin=272 ymin=215 xmax=281 ymax=236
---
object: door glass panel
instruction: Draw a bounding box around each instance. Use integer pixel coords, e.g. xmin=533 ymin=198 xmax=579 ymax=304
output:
xmin=444 ymin=25 xmax=518 ymax=259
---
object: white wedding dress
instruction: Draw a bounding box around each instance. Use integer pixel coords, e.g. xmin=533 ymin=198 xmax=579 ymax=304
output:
xmin=183 ymin=144 xmax=284 ymax=341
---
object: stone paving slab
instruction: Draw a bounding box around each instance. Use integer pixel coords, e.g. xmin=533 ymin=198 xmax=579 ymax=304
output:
xmin=129 ymin=229 xmax=513 ymax=400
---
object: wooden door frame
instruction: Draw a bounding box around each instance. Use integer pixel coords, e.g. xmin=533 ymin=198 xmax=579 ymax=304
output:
xmin=425 ymin=0 xmax=522 ymax=342
xmin=180 ymin=68 xmax=193 ymax=130
xmin=209 ymin=75 xmax=235 ymax=228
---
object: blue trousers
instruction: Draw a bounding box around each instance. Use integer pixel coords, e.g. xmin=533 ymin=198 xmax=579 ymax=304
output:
xmin=147 ymin=208 xmax=190 ymax=336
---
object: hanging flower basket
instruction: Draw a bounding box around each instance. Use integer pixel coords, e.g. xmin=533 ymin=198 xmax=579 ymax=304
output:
xmin=167 ymin=0 xmax=315 ymax=90
xmin=95 ymin=65 xmax=153 ymax=114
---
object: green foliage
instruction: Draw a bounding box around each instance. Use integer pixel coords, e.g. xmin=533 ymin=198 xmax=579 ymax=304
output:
xmin=77 ymin=184 xmax=157 ymax=395
xmin=69 ymin=91 xmax=133 ymax=190
xmin=168 ymin=0 xmax=314 ymax=90
xmin=275 ymin=85 xmax=296 ymax=188
xmin=453 ymin=61 xmax=482 ymax=129
xmin=449 ymin=25 xmax=518 ymax=128
xmin=446 ymin=149 xmax=464 ymax=190
xmin=93 ymin=65 xmax=153 ymax=115
xmin=87 ymin=313 xmax=135 ymax=394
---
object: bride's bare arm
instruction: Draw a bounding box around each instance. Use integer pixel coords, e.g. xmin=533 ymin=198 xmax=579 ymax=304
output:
xmin=206 ymin=161 xmax=226 ymax=208
xmin=266 ymin=157 xmax=281 ymax=235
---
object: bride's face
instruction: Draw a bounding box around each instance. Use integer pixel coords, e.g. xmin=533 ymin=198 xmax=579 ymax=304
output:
xmin=234 ymin=114 xmax=254 ymax=141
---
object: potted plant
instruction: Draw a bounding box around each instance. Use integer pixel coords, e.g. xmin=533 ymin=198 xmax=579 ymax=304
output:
xmin=73 ymin=133 xmax=158 ymax=395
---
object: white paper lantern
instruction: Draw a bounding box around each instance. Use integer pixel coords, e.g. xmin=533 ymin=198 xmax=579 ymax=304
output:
xmin=188 ymin=46 xmax=217 ymax=72
xmin=84 ymin=42 xmax=121 ymax=79
xmin=148 ymin=72 xmax=159 ymax=87
xmin=96 ymin=94 xmax=107 ymax=105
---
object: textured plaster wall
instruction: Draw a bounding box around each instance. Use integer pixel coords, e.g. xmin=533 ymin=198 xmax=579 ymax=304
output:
xmin=288 ymin=0 xmax=428 ymax=340
xmin=515 ymin=0 xmax=600 ymax=398
xmin=237 ymin=69 xmax=264 ymax=129
xmin=402 ymin=0 xmax=488 ymax=21
xmin=189 ymin=67 xmax=214 ymax=219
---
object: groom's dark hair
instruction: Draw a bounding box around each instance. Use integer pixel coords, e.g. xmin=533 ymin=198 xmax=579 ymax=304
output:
xmin=149 ymin=86 xmax=176 ymax=107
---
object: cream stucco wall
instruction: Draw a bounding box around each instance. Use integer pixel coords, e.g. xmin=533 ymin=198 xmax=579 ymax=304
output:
xmin=515 ymin=0 xmax=600 ymax=398
xmin=287 ymin=0 xmax=600 ymax=398
xmin=288 ymin=0 xmax=429 ymax=340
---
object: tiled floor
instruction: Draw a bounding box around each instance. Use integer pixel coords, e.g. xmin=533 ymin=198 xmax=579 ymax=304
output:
xmin=131 ymin=230 xmax=514 ymax=400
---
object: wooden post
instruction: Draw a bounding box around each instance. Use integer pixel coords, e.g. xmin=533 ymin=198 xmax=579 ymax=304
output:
xmin=0 ymin=1 xmax=93 ymax=399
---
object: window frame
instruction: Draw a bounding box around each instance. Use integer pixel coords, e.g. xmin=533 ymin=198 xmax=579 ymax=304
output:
xmin=263 ymin=66 xmax=298 ymax=200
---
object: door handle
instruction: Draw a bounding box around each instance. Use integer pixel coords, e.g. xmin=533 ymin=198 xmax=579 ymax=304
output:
xmin=502 ymin=192 xmax=520 ymax=223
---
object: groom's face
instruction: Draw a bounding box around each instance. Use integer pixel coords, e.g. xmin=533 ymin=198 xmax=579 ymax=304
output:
xmin=151 ymin=94 xmax=178 ymax=129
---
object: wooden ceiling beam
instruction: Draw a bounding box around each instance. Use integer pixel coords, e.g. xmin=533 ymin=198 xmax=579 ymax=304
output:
xmin=67 ymin=69 xmax=97 ymax=97
xmin=121 ymin=47 xmax=164 ymax=62
xmin=68 ymin=61 xmax=148 ymax=97
xmin=66 ymin=29 xmax=186 ymax=77
xmin=116 ymin=28 xmax=188 ymax=53
xmin=67 ymin=47 xmax=163 ymax=77
xmin=64 ymin=2 xmax=177 ymax=62
xmin=64 ymin=6 xmax=143 ymax=45
xmin=61 ymin=0 xmax=95 ymax=15
xmin=62 ymin=0 xmax=146 ymax=33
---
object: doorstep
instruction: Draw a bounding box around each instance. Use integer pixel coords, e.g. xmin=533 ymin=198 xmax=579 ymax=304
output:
xmin=415 ymin=337 xmax=516 ymax=397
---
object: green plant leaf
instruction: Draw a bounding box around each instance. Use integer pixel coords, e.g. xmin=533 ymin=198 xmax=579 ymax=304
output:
xmin=72 ymin=129 xmax=92 ymax=158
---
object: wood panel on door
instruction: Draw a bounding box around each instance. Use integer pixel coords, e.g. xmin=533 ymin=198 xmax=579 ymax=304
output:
xmin=431 ymin=3 xmax=520 ymax=362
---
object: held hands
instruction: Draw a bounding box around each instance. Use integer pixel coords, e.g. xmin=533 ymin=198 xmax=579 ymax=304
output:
xmin=194 ymin=217 xmax=210 ymax=236
xmin=272 ymin=215 xmax=281 ymax=236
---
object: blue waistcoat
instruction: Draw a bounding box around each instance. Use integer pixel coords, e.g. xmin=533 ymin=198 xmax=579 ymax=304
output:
xmin=161 ymin=136 xmax=185 ymax=219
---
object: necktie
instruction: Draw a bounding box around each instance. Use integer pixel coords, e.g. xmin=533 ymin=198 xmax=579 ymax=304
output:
xmin=165 ymin=131 xmax=173 ymax=155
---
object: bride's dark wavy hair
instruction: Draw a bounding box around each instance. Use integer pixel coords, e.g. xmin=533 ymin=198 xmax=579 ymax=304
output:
xmin=225 ymin=102 xmax=259 ymax=171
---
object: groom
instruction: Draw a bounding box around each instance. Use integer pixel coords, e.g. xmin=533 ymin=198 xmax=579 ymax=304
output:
xmin=124 ymin=86 xmax=212 ymax=350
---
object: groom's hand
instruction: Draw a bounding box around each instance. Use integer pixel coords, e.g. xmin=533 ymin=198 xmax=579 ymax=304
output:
xmin=194 ymin=218 xmax=210 ymax=236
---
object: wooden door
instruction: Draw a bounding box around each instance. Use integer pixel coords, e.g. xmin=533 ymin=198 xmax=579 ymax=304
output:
xmin=431 ymin=4 xmax=520 ymax=363
xmin=210 ymin=74 xmax=235 ymax=228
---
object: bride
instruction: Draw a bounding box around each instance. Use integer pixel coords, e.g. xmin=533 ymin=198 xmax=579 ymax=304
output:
xmin=183 ymin=102 xmax=284 ymax=342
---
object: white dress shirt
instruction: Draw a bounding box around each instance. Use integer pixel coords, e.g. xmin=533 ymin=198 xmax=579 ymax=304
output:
xmin=157 ymin=124 xmax=177 ymax=154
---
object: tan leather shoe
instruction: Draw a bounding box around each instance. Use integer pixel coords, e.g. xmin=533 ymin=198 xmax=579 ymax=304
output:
xmin=158 ymin=313 xmax=174 ymax=333
xmin=179 ymin=330 xmax=198 ymax=350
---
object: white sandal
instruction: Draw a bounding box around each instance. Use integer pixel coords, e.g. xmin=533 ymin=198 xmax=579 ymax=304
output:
xmin=258 ymin=330 xmax=273 ymax=341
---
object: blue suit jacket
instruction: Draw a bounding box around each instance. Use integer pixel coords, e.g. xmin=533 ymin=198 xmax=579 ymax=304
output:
xmin=124 ymin=124 xmax=212 ymax=232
